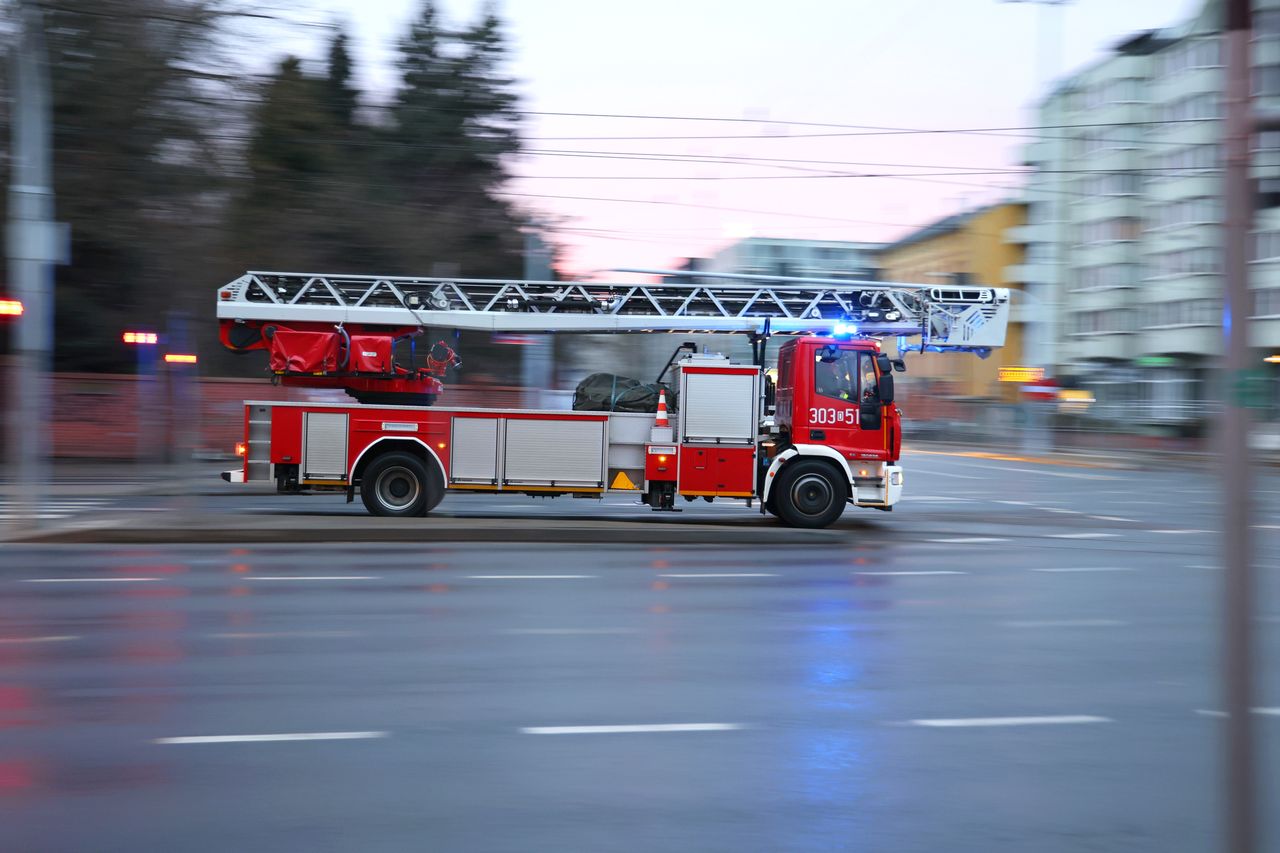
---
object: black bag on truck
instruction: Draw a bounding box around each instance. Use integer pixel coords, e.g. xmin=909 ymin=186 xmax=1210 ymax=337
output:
xmin=572 ymin=373 xmax=675 ymax=413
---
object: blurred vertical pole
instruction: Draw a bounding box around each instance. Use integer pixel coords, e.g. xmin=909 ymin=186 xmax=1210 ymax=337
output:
xmin=1003 ymin=0 xmax=1072 ymax=454
xmin=1222 ymin=2 xmax=1256 ymax=852
xmin=6 ymin=0 xmax=58 ymax=531
xmin=522 ymin=224 xmax=553 ymax=408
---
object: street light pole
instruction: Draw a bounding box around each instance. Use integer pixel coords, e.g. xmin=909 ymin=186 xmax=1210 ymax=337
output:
xmin=1222 ymin=5 xmax=1258 ymax=852
xmin=6 ymin=1 xmax=62 ymax=531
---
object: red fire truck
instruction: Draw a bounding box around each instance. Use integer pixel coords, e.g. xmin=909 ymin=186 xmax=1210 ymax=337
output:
xmin=217 ymin=271 xmax=1009 ymax=528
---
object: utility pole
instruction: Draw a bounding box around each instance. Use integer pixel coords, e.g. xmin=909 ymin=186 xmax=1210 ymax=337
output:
xmin=1222 ymin=5 xmax=1259 ymax=851
xmin=6 ymin=1 xmax=65 ymax=532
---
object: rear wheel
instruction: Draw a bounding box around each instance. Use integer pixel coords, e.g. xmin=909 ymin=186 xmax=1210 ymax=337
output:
xmin=360 ymin=452 xmax=443 ymax=517
xmin=774 ymin=459 xmax=848 ymax=529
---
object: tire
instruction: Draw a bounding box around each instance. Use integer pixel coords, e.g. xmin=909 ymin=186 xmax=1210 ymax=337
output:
xmin=360 ymin=452 xmax=443 ymax=517
xmin=773 ymin=459 xmax=848 ymax=529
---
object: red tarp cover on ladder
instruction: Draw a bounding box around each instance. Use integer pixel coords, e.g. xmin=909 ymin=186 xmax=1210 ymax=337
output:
xmin=347 ymin=335 xmax=393 ymax=374
xmin=268 ymin=330 xmax=340 ymax=374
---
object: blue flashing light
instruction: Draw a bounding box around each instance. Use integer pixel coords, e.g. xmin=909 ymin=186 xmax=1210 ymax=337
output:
xmin=832 ymin=321 xmax=856 ymax=338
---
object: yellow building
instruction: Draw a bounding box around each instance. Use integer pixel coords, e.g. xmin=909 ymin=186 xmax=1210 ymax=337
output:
xmin=878 ymin=202 xmax=1027 ymax=402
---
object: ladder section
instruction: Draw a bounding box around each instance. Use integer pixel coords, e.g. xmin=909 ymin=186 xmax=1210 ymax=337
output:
xmin=217 ymin=271 xmax=1010 ymax=350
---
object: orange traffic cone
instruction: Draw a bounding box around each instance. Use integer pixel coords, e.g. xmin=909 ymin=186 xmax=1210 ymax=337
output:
xmin=655 ymin=389 xmax=670 ymax=427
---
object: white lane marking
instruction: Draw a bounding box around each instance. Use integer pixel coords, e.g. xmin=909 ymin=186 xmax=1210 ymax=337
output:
xmin=247 ymin=576 xmax=377 ymax=581
xmin=906 ymin=715 xmax=1111 ymax=728
xmin=1195 ymin=708 xmax=1280 ymax=718
xmin=1044 ymin=507 xmax=1084 ymax=515
xmin=467 ymin=574 xmax=596 ymax=579
xmin=989 ymin=465 xmax=1118 ymax=481
xmin=1047 ymin=533 xmax=1118 ymax=539
xmin=926 ymin=537 xmax=1007 ymax=544
xmin=995 ymin=500 xmax=1035 ymax=506
xmin=918 ymin=470 xmax=982 ymax=480
xmin=855 ymin=570 xmax=967 ymax=576
xmin=1145 ymin=529 xmax=1210 ymax=535
xmin=659 ymin=572 xmax=778 ymax=578
xmin=501 ymin=628 xmax=641 ymax=636
xmin=521 ymin=723 xmax=744 ymax=735
xmin=1033 ymin=567 xmax=1133 ymax=573
xmin=21 ymin=577 xmax=159 ymax=583
xmin=0 ymin=635 xmax=80 ymax=644
xmin=1003 ymin=619 xmax=1128 ymax=628
xmin=1088 ymin=515 xmax=1137 ymax=523
xmin=155 ymin=731 xmax=388 ymax=745
xmin=1252 ymin=524 xmax=1280 ymax=530
xmin=1188 ymin=564 xmax=1221 ymax=571
xmin=208 ymin=631 xmax=360 ymax=639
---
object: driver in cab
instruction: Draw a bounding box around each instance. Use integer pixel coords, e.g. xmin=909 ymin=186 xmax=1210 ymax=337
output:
xmin=815 ymin=355 xmax=855 ymax=401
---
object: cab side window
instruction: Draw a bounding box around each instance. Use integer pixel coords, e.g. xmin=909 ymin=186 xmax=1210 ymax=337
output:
xmin=859 ymin=353 xmax=877 ymax=401
xmin=814 ymin=349 xmax=859 ymax=402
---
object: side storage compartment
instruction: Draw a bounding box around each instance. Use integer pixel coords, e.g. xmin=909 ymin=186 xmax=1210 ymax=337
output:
xmin=678 ymin=445 xmax=756 ymax=496
xmin=303 ymin=412 xmax=349 ymax=481
xmin=450 ymin=416 xmax=501 ymax=485
xmin=504 ymin=418 xmax=607 ymax=488
xmin=245 ymin=403 xmax=273 ymax=482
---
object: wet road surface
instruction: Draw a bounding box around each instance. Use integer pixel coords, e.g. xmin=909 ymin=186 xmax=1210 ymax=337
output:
xmin=2 ymin=451 xmax=1279 ymax=851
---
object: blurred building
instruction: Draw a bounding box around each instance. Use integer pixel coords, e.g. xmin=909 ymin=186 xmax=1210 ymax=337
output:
xmin=1019 ymin=0 xmax=1280 ymax=432
xmin=704 ymin=238 xmax=882 ymax=280
xmin=877 ymin=203 xmax=1028 ymax=402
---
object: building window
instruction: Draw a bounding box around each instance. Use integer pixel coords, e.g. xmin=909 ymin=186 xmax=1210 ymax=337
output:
xmin=1079 ymin=172 xmax=1141 ymax=196
xmin=1161 ymin=93 xmax=1221 ymax=127
xmin=1077 ymin=217 xmax=1141 ymax=245
xmin=1072 ymin=308 xmax=1136 ymax=335
xmin=1148 ymin=144 xmax=1220 ymax=178
xmin=1143 ymin=298 xmax=1219 ymax=327
xmin=1252 ymin=288 xmax=1280 ymax=316
xmin=1257 ymin=9 xmax=1280 ymax=41
xmin=1073 ymin=264 xmax=1140 ymax=291
xmin=1148 ymin=248 xmax=1221 ymax=276
xmin=1252 ymin=230 xmax=1280 ymax=260
xmin=1148 ymin=197 xmax=1220 ymax=229
xmin=1159 ymin=37 xmax=1221 ymax=76
xmin=1256 ymin=64 xmax=1280 ymax=97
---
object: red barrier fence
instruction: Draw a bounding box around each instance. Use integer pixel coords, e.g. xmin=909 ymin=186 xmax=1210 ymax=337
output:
xmin=5 ymin=373 xmax=527 ymax=460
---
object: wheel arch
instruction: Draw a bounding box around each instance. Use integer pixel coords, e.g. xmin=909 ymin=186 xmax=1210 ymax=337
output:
xmin=351 ymin=437 xmax=446 ymax=485
xmin=761 ymin=444 xmax=852 ymax=506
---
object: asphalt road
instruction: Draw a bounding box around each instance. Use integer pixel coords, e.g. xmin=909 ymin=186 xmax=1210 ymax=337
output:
xmin=2 ymin=450 xmax=1279 ymax=852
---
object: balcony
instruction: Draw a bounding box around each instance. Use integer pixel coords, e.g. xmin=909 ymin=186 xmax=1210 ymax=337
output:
xmin=1003 ymin=262 xmax=1055 ymax=284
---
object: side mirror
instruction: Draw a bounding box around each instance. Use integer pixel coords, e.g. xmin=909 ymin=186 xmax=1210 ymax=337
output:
xmin=860 ymin=398 xmax=882 ymax=430
xmin=763 ymin=374 xmax=776 ymax=410
xmin=876 ymin=353 xmax=893 ymax=374
xmin=891 ymin=358 xmax=906 ymax=373
xmin=878 ymin=372 xmax=895 ymax=405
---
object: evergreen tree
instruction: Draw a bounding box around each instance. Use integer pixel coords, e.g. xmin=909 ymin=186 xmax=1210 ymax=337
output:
xmin=382 ymin=1 xmax=523 ymax=277
xmin=324 ymin=29 xmax=358 ymax=130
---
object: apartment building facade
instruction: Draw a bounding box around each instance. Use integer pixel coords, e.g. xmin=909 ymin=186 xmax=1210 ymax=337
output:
xmin=1018 ymin=0 xmax=1280 ymax=430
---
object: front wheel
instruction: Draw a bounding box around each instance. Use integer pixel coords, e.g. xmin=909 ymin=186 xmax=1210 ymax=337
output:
xmin=360 ymin=452 xmax=443 ymax=517
xmin=773 ymin=459 xmax=848 ymax=529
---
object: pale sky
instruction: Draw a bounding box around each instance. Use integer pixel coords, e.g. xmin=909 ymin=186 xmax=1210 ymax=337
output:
xmin=274 ymin=0 xmax=1206 ymax=277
